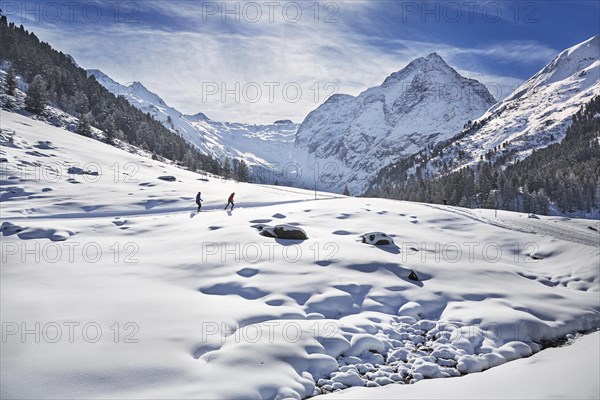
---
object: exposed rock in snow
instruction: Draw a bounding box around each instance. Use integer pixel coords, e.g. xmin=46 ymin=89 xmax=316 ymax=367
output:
xmin=361 ymin=232 xmax=394 ymax=245
xmin=260 ymin=224 xmax=308 ymax=240
xmin=158 ymin=175 xmax=177 ymax=182
xmin=345 ymin=334 xmax=386 ymax=357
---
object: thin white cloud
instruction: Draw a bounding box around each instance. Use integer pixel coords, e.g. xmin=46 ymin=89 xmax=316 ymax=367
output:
xmin=24 ymin=1 xmax=552 ymax=124
xmin=445 ymin=41 xmax=559 ymax=65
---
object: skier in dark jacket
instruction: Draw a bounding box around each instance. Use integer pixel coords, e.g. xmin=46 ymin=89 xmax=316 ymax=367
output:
xmin=224 ymin=192 xmax=235 ymax=210
xmin=195 ymin=192 xmax=203 ymax=212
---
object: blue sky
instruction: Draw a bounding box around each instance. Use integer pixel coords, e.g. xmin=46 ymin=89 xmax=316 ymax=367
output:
xmin=4 ymin=0 xmax=599 ymax=123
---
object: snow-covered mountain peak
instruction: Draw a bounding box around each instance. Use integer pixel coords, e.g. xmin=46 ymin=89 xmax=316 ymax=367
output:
xmin=381 ymin=52 xmax=458 ymax=87
xmin=86 ymin=70 xmax=166 ymax=107
xmin=421 ymin=52 xmax=464 ymax=77
xmin=87 ymin=68 xmax=119 ymax=88
xmin=86 ymin=69 xmax=301 ymax=181
xmin=425 ymin=51 xmax=442 ymax=60
xmin=129 ymin=81 xmax=166 ymax=106
xmin=130 ymin=81 xmax=145 ymax=89
xmin=508 ymin=35 xmax=599 ymax=101
xmin=566 ymin=34 xmax=599 ymax=57
xmin=421 ymin=51 xmax=453 ymax=70
xmin=295 ymin=54 xmax=496 ymax=193
xmin=185 ymin=112 xmax=210 ymax=122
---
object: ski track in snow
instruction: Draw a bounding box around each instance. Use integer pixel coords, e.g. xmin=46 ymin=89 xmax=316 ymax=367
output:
xmin=5 ymin=199 xmax=340 ymax=221
xmin=425 ymin=204 xmax=600 ymax=247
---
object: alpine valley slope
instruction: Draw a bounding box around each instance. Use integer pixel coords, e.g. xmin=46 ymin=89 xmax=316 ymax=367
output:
xmin=293 ymin=53 xmax=497 ymax=194
xmin=1 ymin=110 xmax=599 ymax=399
xmin=87 ymin=69 xmax=299 ymax=181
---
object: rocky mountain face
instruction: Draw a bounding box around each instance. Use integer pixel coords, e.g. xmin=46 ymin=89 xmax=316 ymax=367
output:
xmin=293 ymin=53 xmax=497 ymax=193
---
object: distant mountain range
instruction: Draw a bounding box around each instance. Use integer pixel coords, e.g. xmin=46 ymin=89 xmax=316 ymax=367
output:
xmin=87 ymin=52 xmax=496 ymax=192
xmin=87 ymin=36 xmax=599 ymax=195
xmin=86 ymin=69 xmax=298 ymax=181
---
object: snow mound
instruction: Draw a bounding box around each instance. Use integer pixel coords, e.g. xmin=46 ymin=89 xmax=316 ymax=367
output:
xmin=1 ymin=222 xmax=75 ymax=241
xmin=345 ymin=334 xmax=386 ymax=356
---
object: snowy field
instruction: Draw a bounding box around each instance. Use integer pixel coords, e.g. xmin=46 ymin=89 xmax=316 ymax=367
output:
xmin=1 ymin=111 xmax=599 ymax=399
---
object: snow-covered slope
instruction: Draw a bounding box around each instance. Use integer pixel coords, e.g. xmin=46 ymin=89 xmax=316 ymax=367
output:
xmin=294 ymin=53 xmax=496 ymax=193
xmin=413 ymin=35 xmax=600 ymax=175
xmin=185 ymin=117 xmax=299 ymax=182
xmin=2 ymin=110 xmax=598 ymax=399
xmin=87 ymin=69 xmax=299 ymax=180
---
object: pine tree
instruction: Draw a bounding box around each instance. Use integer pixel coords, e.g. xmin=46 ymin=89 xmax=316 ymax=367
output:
xmin=484 ymin=191 xmax=497 ymax=209
xmin=236 ymin=159 xmax=250 ymax=182
xmin=72 ymin=90 xmax=89 ymax=115
xmin=24 ymin=75 xmax=47 ymax=114
xmin=5 ymin=67 xmax=17 ymax=96
xmin=222 ymin=157 xmax=232 ymax=179
xmin=104 ymin=115 xmax=117 ymax=145
xmin=76 ymin=112 xmax=93 ymax=137
xmin=343 ymin=184 xmax=350 ymax=196
xmin=105 ymin=129 xmax=115 ymax=145
xmin=183 ymin=149 xmax=195 ymax=171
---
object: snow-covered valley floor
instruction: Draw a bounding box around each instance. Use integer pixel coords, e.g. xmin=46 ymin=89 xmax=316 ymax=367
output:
xmin=1 ymin=111 xmax=599 ymax=399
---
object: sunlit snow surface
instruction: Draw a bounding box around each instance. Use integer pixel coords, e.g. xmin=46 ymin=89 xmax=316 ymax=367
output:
xmin=1 ymin=111 xmax=598 ymax=399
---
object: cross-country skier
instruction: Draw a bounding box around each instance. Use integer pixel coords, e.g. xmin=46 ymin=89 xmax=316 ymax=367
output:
xmin=224 ymin=192 xmax=235 ymax=210
xmin=195 ymin=191 xmax=203 ymax=212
